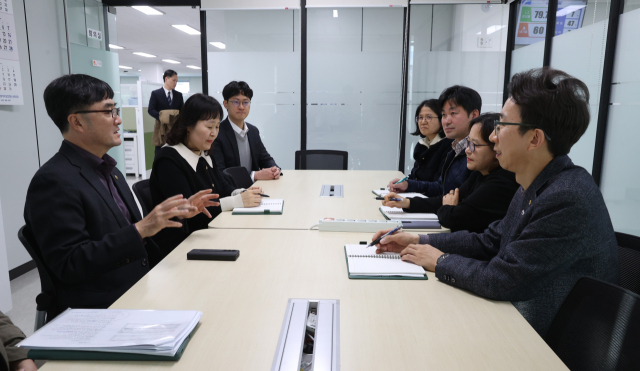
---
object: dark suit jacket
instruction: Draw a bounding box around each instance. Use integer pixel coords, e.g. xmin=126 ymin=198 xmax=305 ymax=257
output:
xmin=211 ymin=118 xmax=278 ymax=173
xmin=409 ymin=137 xmax=453 ymax=182
xmin=148 ymin=87 xmax=184 ymax=121
xmin=23 ymin=141 xmax=159 ymax=316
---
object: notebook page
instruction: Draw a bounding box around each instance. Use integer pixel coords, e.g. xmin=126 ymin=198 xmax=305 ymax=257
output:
xmin=380 ymin=206 xmax=438 ymax=220
xmin=345 ymin=245 xmax=425 ymax=276
xmin=233 ymin=199 xmax=284 ymax=213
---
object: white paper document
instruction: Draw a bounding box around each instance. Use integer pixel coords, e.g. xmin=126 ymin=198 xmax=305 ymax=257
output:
xmin=345 ymin=245 xmax=425 ymax=277
xmin=372 ymin=190 xmax=427 ymax=198
xmin=380 ymin=206 xmax=438 ymax=220
xmin=233 ymin=199 xmax=284 ymax=214
xmin=17 ymin=309 xmax=202 ymax=356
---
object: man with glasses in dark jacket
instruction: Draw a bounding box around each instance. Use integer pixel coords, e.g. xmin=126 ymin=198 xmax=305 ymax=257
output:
xmin=373 ymin=68 xmax=619 ymax=337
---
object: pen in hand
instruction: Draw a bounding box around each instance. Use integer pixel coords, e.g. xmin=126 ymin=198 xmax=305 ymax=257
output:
xmin=367 ymin=226 xmax=402 ymax=248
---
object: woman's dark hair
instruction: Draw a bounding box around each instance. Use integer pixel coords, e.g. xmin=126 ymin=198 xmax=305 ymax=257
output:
xmin=43 ymin=74 xmax=114 ymax=134
xmin=166 ymin=94 xmax=223 ymax=146
xmin=222 ymin=81 xmax=253 ymax=101
xmin=411 ymin=99 xmax=444 ymax=138
xmin=469 ymin=112 xmax=500 ymax=150
xmin=163 ymin=69 xmax=177 ymax=82
xmin=509 ymin=67 xmax=590 ymax=156
xmin=439 ymin=85 xmax=482 ymax=116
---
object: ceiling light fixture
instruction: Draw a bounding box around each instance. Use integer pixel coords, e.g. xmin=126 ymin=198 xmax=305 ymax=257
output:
xmin=162 ymin=59 xmax=180 ymax=64
xmin=172 ymin=25 xmax=200 ymax=35
xmin=138 ymin=69 xmax=142 ymax=72
xmin=119 ymin=65 xmax=132 ymax=69
xmin=209 ymin=42 xmax=226 ymax=49
xmin=133 ymin=52 xmax=157 ymax=58
xmin=333 ymin=10 xmax=338 ymax=17
xmin=186 ymin=65 xmax=201 ymax=69
xmin=131 ymin=6 xmax=164 ymax=15
xmin=109 ymin=44 xmax=124 ymax=49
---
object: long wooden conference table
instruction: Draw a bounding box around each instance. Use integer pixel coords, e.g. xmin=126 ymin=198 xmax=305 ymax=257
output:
xmin=41 ymin=170 xmax=568 ymax=370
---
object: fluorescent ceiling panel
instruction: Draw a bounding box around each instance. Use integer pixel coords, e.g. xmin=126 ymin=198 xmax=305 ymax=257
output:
xmin=131 ymin=6 xmax=164 ymax=15
xmin=172 ymin=25 xmax=201 ymax=35
xmin=133 ymin=52 xmax=157 ymax=58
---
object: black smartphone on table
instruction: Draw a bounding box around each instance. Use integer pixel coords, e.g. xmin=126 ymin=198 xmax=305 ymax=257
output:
xmin=187 ymin=249 xmax=240 ymax=261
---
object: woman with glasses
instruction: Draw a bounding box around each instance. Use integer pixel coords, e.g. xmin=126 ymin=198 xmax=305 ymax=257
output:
xmin=387 ymin=99 xmax=453 ymax=187
xmin=149 ymin=94 xmax=264 ymax=255
xmin=383 ymin=113 xmax=518 ymax=233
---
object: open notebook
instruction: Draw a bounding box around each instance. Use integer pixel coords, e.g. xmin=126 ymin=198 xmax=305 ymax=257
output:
xmin=344 ymin=244 xmax=427 ymax=280
xmin=372 ymin=189 xmax=427 ymax=199
xmin=380 ymin=206 xmax=438 ymax=220
xmin=232 ymin=199 xmax=284 ymax=215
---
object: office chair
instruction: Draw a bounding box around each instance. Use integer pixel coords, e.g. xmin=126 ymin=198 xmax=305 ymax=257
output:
xmin=545 ymin=277 xmax=640 ymax=371
xmin=18 ymin=225 xmax=57 ymax=331
xmin=616 ymin=232 xmax=640 ymax=295
xmin=295 ymin=150 xmax=348 ymax=170
xmin=223 ymin=167 xmax=254 ymax=189
xmin=132 ymin=179 xmax=153 ymax=217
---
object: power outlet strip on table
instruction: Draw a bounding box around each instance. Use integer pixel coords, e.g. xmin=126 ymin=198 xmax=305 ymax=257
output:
xmin=317 ymin=219 xmax=401 ymax=233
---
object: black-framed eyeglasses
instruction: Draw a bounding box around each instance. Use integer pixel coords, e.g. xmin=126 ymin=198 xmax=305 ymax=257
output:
xmin=465 ymin=137 xmax=491 ymax=152
xmin=74 ymin=107 xmax=120 ymax=118
xmin=230 ymin=100 xmax=251 ymax=108
xmin=415 ymin=115 xmax=436 ymax=124
xmin=493 ymin=120 xmax=551 ymax=141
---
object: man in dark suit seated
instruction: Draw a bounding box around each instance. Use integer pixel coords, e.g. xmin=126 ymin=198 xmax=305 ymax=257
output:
xmin=23 ymin=74 xmax=217 ymax=317
xmin=148 ymin=69 xmax=184 ymax=155
xmin=373 ymin=68 xmax=619 ymax=337
xmin=211 ymin=81 xmax=280 ymax=182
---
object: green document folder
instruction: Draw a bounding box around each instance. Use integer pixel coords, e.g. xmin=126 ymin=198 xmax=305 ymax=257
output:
xmin=344 ymin=246 xmax=427 ymax=280
xmin=26 ymin=328 xmax=196 ymax=361
xmin=232 ymin=200 xmax=284 ymax=215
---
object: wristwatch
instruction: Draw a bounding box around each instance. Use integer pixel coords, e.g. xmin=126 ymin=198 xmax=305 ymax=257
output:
xmin=436 ymin=253 xmax=450 ymax=266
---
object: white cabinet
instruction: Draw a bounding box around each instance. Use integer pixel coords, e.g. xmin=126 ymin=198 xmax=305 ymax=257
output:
xmin=123 ymin=133 xmax=140 ymax=177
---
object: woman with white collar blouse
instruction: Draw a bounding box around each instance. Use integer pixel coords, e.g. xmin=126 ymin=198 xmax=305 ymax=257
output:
xmin=149 ymin=93 xmax=263 ymax=255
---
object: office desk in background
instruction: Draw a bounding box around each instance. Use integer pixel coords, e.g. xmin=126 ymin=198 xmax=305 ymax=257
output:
xmin=209 ymin=170 xmax=448 ymax=233
xmin=40 ymin=229 xmax=567 ymax=371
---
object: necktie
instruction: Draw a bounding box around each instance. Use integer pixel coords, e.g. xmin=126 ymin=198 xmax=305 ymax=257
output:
xmin=167 ymin=91 xmax=172 ymax=106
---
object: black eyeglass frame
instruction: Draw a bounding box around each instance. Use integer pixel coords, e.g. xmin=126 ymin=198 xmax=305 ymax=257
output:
xmin=229 ymin=100 xmax=251 ymax=108
xmin=465 ymin=137 xmax=491 ymax=153
xmin=74 ymin=107 xmax=121 ymax=118
xmin=493 ymin=120 xmax=552 ymax=141
xmin=415 ymin=115 xmax=437 ymax=124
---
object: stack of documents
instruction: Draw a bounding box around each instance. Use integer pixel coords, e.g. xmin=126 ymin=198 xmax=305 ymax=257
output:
xmin=372 ymin=189 xmax=427 ymax=198
xmin=233 ymin=199 xmax=284 ymax=215
xmin=344 ymin=244 xmax=427 ymax=280
xmin=17 ymin=309 xmax=202 ymax=361
xmin=380 ymin=206 xmax=438 ymax=220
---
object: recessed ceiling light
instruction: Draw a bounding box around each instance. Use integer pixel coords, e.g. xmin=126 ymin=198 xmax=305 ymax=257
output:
xmin=333 ymin=10 xmax=338 ymax=17
xmin=133 ymin=52 xmax=156 ymax=58
xmin=209 ymin=42 xmax=226 ymax=49
xmin=138 ymin=69 xmax=141 ymax=72
xmin=131 ymin=6 xmax=163 ymax=15
xmin=172 ymin=25 xmax=200 ymax=35
xmin=186 ymin=65 xmax=201 ymax=69
xmin=109 ymin=44 xmax=124 ymax=49
xmin=162 ymin=59 xmax=180 ymax=64
xmin=119 ymin=65 xmax=132 ymax=69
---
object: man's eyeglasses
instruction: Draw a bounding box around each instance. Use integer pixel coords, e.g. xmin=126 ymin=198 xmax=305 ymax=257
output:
xmin=465 ymin=137 xmax=491 ymax=152
xmin=74 ymin=107 xmax=120 ymax=118
xmin=493 ymin=120 xmax=552 ymax=141
xmin=415 ymin=115 xmax=436 ymax=124
xmin=230 ymin=100 xmax=251 ymax=108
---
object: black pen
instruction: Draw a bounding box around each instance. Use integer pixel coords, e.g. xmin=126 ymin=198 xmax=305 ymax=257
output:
xmin=367 ymin=226 xmax=402 ymax=248
xmin=259 ymin=194 xmax=270 ymax=197
xmin=376 ymin=197 xmax=402 ymax=201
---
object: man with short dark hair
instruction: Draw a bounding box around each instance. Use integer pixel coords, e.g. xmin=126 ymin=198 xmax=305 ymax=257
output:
xmin=211 ymin=81 xmax=280 ymax=181
xmin=148 ymin=69 xmax=184 ymax=155
xmin=374 ymin=68 xmax=619 ymax=336
xmin=390 ymin=85 xmax=481 ymax=197
xmin=24 ymin=74 xmax=216 ymax=317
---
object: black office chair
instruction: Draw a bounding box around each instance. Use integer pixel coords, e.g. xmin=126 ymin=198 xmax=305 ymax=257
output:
xmin=18 ymin=225 xmax=57 ymax=331
xmin=223 ymin=166 xmax=254 ymax=189
xmin=545 ymin=277 xmax=640 ymax=371
xmin=616 ymin=232 xmax=640 ymax=295
xmin=132 ymin=179 xmax=153 ymax=217
xmin=295 ymin=150 xmax=348 ymax=170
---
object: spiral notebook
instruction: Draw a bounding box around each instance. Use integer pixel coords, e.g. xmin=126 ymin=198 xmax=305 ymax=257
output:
xmin=232 ymin=199 xmax=284 ymax=215
xmin=344 ymin=244 xmax=427 ymax=280
xmin=380 ymin=206 xmax=438 ymax=220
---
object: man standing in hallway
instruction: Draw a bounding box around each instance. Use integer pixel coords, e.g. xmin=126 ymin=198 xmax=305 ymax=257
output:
xmin=148 ymin=69 xmax=184 ymax=155
xmin=212 ymin=81 xmax=280 ymax=181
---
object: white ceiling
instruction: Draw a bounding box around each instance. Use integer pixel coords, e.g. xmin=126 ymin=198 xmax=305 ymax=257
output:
xmin=113 ymin=6 xmax=202 ymax=77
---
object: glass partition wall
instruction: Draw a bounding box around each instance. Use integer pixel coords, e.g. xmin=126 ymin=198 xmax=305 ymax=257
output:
xmin=403 ymin=3 xmax=510 ymax=174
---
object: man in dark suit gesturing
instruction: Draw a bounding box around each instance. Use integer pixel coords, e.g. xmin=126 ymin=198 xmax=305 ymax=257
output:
xmin=24 ymin=74 xmax=217 ymax=317
xmin=148 ymin=69 xmax=184 ymax=155
xmin=211 ymin=81 xmax=280 ymax=182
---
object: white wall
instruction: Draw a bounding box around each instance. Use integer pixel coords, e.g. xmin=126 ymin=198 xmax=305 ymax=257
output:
xmin=0 ymin=196 xmax=13 ymax=312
